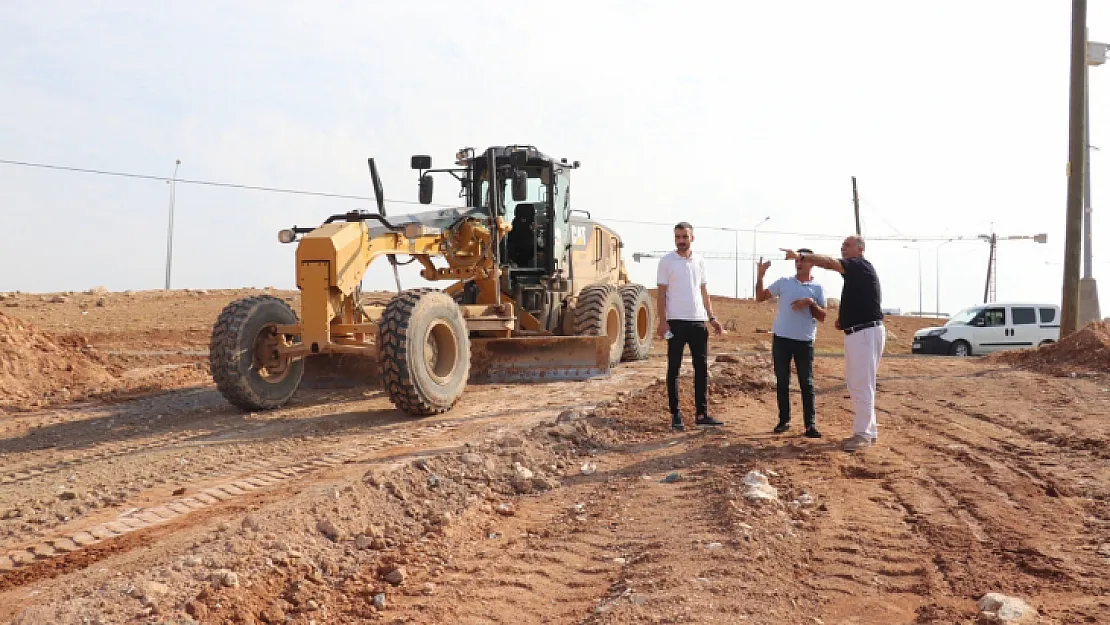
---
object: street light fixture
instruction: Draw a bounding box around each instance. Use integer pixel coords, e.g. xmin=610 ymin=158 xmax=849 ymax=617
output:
xmin=165 ymin=159 xmax=181 ymax=290
xmin=750 ymin=216 xmax=770 ymax=298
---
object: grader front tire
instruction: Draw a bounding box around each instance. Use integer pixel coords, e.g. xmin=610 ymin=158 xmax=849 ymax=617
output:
xmin=209 ymin=295 xmax=304 ymax=411
xmin=379 ymin=289 xmax=471 ymax=415
xmin=620 ymin=284 xmax=654 ymax=362
xmin=574 ymin=285 xmax=626 ymax=369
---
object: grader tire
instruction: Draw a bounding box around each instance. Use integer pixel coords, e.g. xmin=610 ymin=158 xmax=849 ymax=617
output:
xmin=210 ymin=295 xmax=304 ymax=411
xmin=574 ymin=284 xmax=626 ymax=369
xmin=379 ymin=289 xmax=470 ymax=415
xmin=620 ymin=284 xmax=654 ymax=362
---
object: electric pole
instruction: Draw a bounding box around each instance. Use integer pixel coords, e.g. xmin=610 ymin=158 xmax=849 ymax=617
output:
xmin=978 ymin=230 xmax=1047 ymax=303
xmin=1063 ymin=0 xmax=1088 ymax=337
xmin=852 ymin=177 xmax=861 ymax=236
xmin=983 ymin=233 xmax=997 ymax=303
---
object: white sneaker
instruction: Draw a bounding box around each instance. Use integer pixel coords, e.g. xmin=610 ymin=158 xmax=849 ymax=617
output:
xmin=843 ymin=434 xmax=872 ymax=452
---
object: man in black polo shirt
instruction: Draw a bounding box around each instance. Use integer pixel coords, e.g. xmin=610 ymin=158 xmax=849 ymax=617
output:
xmin=781 ymin=236 xmax=885 ymax=452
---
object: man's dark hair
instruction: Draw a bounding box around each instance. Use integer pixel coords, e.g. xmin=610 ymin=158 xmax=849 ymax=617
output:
xmin=674 ymin=222 xmax=694 ymax=232
xmin=798 ymin=247 xmax=813 ymax=254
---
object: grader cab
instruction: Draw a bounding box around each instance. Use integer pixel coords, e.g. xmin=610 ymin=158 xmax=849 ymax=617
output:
xmin=209 ymin=145 xmax=655 ymax=415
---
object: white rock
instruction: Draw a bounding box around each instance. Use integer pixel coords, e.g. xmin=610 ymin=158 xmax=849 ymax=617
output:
xmin=557 ymin=409 xmax=584 ymax=423
xmin=460 ymin=452 xmax=483 ymax=466
xmin=580 ymin=462 xmax=597 ymax=476
xmin=513 ymin=463 xmax=534 ymax=481
xmin=977 ymin=593 xmax=1038 ymax=623
xmin=218 ymin=571 xmax=239 ymax=588
xmin=742 ymin=470 xmax=779 ymax=503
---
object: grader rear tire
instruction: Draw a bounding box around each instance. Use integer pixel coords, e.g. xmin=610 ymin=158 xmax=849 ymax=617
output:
xmin=209 ymin=295 xmax=304 ymax=411
xmin=379 ymin=289 xmax=470 ymax=415
xmin=620 ymin=284 xmax=654 ymax=361
xmin=574 ymin=285 xmax=625 ymax=369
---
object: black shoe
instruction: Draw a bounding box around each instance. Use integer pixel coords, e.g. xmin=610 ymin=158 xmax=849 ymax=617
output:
xmin=804 ymin=427 xmax=822 ymax=439
xmin=695 ymin=415 xmax=724 ymax=427
xmin=671 ymin=414 xmax=685 ymax=432
xmin=773 ymin=422 xmax=790 ymax=434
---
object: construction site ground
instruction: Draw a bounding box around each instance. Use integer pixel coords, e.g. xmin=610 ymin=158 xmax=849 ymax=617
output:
xmin=1 ymin=289 xmax=1108 ymax=624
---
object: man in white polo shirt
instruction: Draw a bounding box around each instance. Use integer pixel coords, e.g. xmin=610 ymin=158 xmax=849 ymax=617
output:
xmin=655 ymin=222 xmax=725 ymax=432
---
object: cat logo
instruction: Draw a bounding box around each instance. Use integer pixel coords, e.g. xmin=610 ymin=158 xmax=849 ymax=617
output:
xmin=571 ymin=224 xmax=588 ymax=248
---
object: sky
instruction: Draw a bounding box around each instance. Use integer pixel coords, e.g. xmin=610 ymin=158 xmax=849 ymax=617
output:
xmin=2 ymin=1 xmax=1109 ymax=318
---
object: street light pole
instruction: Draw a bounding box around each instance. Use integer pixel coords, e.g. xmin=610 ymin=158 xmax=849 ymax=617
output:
xmin=733 ymin=230 xmax=739 ymax=299
xmin=751 ymin=216 xmax=770 ymax=298
xmin=165 ymin=159 xmax=181 ymax=290
xmin=935 ymin=239 xmax=954 ymax=317
xmin=904 ymin=245 xmax=922 ymax=316
xmin=1082 ymin=36 xmax=1107 ymax=323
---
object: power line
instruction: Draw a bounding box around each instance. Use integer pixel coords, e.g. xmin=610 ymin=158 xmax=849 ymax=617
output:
xmin=595 ymin=216 xmax=975 ymax=242
xmin=0 ymin=157 xmax=1007 ymax=243
xmin=857 ymin=195 xmax=907 ymax=238
xmin=0 ymin=158 xmax=456 ymax=206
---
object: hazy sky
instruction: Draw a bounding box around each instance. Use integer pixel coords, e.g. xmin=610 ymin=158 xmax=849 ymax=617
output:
xmin=2 ymin=1 xmax=1109 ymax=317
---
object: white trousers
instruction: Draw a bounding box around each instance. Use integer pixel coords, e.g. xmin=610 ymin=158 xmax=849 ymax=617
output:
xmin=844 ymin=324 xmax=886 ymax=439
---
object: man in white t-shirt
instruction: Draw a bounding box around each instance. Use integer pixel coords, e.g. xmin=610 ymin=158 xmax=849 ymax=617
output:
xmin=656 ymin=222 xmax=725 ymax=432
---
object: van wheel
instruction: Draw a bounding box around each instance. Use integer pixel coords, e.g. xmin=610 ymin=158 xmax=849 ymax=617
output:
xmin=950 ymin=340 xmax=971 ymax=357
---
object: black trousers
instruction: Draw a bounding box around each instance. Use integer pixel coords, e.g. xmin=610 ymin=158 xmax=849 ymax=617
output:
xmin=772 ymin=334 xmax=816 ymax=428
xmin=666 ymin=320 xmax=709 ymax=417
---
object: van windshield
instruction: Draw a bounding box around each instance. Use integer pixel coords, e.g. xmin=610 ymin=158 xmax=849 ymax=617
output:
xmin=946 ymin=307 xmax=984 ymax=326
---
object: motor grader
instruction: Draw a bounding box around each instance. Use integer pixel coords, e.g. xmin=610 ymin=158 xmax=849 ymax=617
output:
xmin=209 ymin=145 xmax=655 ymax=415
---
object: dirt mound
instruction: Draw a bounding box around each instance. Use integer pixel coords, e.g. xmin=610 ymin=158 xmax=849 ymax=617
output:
xmin=993 ymin=320 xmax=1110 ymax=376
xmin=593 ymin=357 xmax=775 ymax=441
xmin=0 ymin=312 xmax=116 ymax=410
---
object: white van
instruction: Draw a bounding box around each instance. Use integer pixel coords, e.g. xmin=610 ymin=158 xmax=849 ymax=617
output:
xmin=912 ymin=303 xmax=1060 ymax=356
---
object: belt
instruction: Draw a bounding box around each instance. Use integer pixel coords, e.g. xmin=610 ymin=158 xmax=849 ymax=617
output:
xmin=843 ymin=320 xmax=883 ymax=335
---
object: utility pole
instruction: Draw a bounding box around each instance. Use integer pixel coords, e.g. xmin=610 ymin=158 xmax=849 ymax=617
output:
xmin=982 ymin=233 xmax=997 ymax=303
xmin=1063 ymin=0 xmax=1088 ymax=337
xmin=979 ymin=230 xmax=1047 ymax=303
xmin=851 ymin=177 xmax=861 ymax=235
xmin=164 ymin=159 xmax=181 ymax=290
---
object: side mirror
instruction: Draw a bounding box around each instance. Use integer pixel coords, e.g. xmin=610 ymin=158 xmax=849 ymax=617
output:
xmin=509 ymin=150 xmax=528 ymax=167
xmin=971 ymin=317 xmax=985 ymax=327
xmin=418 ymin=174 xmax=434 ymax=204
xmin=511 ymin=170 xmax=528 ymax=202
xmin=411 ymin=155 xmax=432 ymax=170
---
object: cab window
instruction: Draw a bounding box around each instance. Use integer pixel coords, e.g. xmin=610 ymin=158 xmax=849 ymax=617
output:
xmin=974 ymin=307 xmax=1006 ymax=327
xmin=1011 ymin=307 xmax=1036 ymax=325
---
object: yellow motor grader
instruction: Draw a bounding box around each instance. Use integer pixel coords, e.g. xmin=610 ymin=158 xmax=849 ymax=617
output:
xmin=209 ymin=145 xmax=655 ymax=415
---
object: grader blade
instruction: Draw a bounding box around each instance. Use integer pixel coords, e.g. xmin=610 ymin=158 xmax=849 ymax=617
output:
xmin=469 ymin=336 xmax=611 ymax=383
xmin=300 ymin=353 xmax=380 ymax=389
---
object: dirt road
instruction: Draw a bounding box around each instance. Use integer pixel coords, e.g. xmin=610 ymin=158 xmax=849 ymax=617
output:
xmin=1 ymin=291 xmax=1108 ymax=624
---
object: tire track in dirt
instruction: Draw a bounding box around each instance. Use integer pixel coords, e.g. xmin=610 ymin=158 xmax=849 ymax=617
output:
xmin=849 ymin=369 xmax=1110 ymax=621
xmin=0 ymin=362 xmax=663 ymax=594
xmin=0 ymin=421 xmax=463 ymax=586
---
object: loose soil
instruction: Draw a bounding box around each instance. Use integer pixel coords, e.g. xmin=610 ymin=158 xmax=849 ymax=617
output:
xmin=994 ymin=319 xmax=1110 ymax=377
xmin=0 ymin=289 xmax=1107 ymax=624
